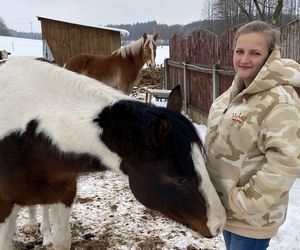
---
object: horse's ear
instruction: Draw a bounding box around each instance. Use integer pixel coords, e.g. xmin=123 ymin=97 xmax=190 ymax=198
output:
xmin=166 ymin=84 xmax=182 ymax=112
xmin=143 ymin=33 xmax=147 ymax=41
xmin=153 ymin=33 xmax=158 ymax=41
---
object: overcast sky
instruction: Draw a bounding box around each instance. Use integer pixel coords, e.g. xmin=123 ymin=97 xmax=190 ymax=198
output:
xmin=1 ymin=0 xmax=207 ymax=33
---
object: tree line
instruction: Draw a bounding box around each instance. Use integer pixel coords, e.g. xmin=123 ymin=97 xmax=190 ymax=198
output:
xmin=108 ymin=0 xmax=300 ymax=43
xmin=1 ymin=0 xmax=299 ymax=44
xmin=0 ymin=17 xmax=41 ymax=39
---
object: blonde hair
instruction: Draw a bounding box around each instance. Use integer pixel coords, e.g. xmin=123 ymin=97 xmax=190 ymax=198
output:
xmin=234 ymin=20 xmax=278 ymax=52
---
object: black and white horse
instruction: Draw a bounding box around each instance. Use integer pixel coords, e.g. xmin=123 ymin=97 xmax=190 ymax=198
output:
xmin=0 ymin=57 xmax=225 ymax=249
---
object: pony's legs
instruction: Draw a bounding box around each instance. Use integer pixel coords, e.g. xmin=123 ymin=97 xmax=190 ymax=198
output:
xmin=40 ymin=205 xmax=53 ymax=246
xmin=0 ymin=204 xmax=20 ymax=250
xmin=50 ymin=203 xmax=72 ymax=250
xmin=24 ymin=205 xmax=53 ymax=246
xmin=24 ymin=206 xmax=39 ymax=234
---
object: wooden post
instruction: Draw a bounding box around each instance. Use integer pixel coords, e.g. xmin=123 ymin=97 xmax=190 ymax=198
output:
xmin=164 ymin=58 xmax=170 ymax=89
xmin=183 ymin=62 xmax=188 ymax=114
xmin=212 ymin=64 xmax=219 ymax=100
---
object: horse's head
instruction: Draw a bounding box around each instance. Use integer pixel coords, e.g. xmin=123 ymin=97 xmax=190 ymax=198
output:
xmin=0 ymin=50 xmax=11 ymax=60
xmin=142 ymin=33 xmax=158 ymax=68
xmin=94 ymin=85 xmax=226 ymax=238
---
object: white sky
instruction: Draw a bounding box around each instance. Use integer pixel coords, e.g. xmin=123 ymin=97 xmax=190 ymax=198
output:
xmin=1 ymin=0 xmax=207 ymax=33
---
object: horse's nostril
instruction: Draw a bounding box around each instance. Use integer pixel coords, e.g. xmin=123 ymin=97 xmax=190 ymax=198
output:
xmin=214 ymin=224 xmax=224 ymax=236
xmin=217 ymin=226 xmax=222 ymax=235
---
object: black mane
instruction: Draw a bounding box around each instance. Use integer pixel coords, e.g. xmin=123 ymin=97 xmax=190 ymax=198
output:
xmin=95 ymin=100 xmax=205 ymax=178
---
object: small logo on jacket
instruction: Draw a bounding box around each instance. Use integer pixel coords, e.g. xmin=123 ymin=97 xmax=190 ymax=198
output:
xmin=232 ymin=113 xmax=246 ymax=123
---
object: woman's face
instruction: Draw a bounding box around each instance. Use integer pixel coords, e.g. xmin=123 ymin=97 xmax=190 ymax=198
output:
xmin=233 ymin=32 xmax=270 ymax=87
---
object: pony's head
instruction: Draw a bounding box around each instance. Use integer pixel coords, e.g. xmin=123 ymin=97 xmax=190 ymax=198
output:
xmin=94 ymin=85 xmax=226 ymax=238
xmin=142 ymin=33 xmax=158 ymax=68
xmin=0 ymin=50 xmax=11 ymax=60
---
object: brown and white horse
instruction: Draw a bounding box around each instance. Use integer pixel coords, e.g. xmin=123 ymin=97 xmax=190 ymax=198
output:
xmin=64 ymin=33 xmax=158 ymax=94
xmin=0 ymin=57 xmax=225 ymax=250
xmin=0 ymin=50 xmax=11 ymax=62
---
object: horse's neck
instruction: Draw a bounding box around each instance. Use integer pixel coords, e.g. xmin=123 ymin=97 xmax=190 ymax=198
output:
xmin=111 ymin=48 xmax=144 ymax=94
xmin=124 ymin=47 xmax=145 ymax=71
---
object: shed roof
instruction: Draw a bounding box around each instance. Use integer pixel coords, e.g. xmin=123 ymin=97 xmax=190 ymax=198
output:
xmin=37 ymin=16 xmax=129 ymax=36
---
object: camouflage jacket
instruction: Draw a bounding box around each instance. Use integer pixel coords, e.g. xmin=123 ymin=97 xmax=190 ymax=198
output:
xmin=204 ymin=48 xmax=300 ymax=239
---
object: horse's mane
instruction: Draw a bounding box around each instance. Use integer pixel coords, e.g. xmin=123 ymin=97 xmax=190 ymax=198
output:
xmin=115 ymin=100 xmax=205 ymax=176
xmin=113 ymin=34 xmax=156 ymax=59
xmin=113 ymin=37 xmax=144 ymax=59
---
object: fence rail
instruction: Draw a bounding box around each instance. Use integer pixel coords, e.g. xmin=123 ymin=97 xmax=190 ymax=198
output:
xmin=164 ymin=59 xmax=235 ymax=115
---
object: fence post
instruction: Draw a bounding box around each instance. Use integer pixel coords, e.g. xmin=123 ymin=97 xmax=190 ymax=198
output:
xmin=183 ymin=62 xmax=188 ymax=114
xmin=212 ymin=64 xmax=219 ymax=100
xmin=164 ymin=58 xmax=170 ymax=89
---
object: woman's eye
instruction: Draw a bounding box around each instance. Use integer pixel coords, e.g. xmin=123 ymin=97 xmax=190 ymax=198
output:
xmin=172 ymin=177 xmax=187 ymax=185
xmin=251 ymin=52 xmax=260 ymax=56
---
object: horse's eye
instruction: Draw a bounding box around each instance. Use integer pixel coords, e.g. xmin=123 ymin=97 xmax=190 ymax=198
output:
xmin=172 ymin=177 xmax=187 ymax=186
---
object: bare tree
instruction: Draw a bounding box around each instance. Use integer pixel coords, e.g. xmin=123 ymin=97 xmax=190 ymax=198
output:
xmin=0 ymin=17 xmax=11 ymax=36
xmin=203 ymin=0 xmax=300 ymax=34
xmin=233 ymin=0 xmax=287 ymax=24
xmin=236 ymin=0 xmax=253 ymax=20
xmin=272 ymin=0 xmax=284 ymax=24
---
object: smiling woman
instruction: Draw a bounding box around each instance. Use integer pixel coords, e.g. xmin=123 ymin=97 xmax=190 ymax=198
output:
xmin=233 ymin=32 xmax=270 ymax=87
xmin=205 ymin=20 xmax=300 ymax=250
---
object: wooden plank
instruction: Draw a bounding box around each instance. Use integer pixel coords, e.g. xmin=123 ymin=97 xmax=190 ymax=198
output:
xmin=142 ymin=87 xmax=171 ymax=103
xmin=38 ymin=17 xmax=121 ymax=66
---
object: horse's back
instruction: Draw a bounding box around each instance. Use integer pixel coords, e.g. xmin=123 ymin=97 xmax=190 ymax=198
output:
xmin=64 ymin=53 xmax=113 ymax=72
xmin=64 ymin=53 xmax=93 ymax=73
xmin=64 ymin=53 xmax=120 ymax=84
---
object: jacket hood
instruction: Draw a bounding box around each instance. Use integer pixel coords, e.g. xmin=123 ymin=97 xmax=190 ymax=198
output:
xmin=232 ymin=47 xmax=300 ymax=98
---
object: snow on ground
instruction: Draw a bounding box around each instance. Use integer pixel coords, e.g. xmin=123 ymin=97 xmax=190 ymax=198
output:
xmin=15 ymin=172 xmax=225 ymax=250
xmin=0 ymin=36 xmax=43 ymax=57
xmin=0 ymin=36 xmax=169 ymax=66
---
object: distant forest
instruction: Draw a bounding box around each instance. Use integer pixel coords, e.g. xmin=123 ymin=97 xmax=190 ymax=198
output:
xmin=1 ymin=0 xmax=299 ymax=44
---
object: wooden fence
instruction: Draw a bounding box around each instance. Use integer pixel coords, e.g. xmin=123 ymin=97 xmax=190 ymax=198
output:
xmin=165 ymin=19 xmax=300 ymax=124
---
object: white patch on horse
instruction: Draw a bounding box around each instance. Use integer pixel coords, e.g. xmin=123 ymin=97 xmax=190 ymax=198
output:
xmin=50 ymin=203 xmax=72 ymax=250
xmin=23 ymin=206 xmax=39 ymax=235
xmin=0 ymin=57 xmax=128 ymax=174
xmin=191 ymin=143 xmax=226 ymax=237
xmin=0 ymin=204 xmax=21 ymax=250
xmin=40 ymin=205 xmax=52 ymax=246
xmin=145 ymin=39 xmax=156 ymax=68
